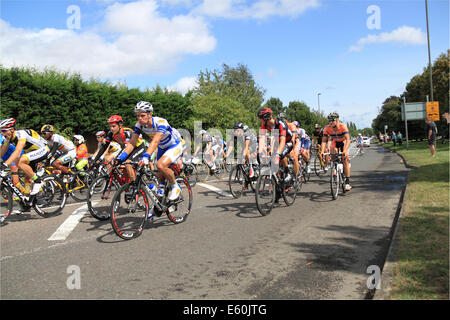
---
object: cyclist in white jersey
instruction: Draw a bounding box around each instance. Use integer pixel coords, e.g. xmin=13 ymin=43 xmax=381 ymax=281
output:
xmin=41 ymin=124 xmax=76 ymax=175
xmin=125 ymin=101 xmax=183 ymax=201
xmin=0 ymin=118 xmax=49 ymax=195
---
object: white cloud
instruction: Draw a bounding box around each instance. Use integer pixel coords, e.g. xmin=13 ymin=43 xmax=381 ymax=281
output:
xmin=166 ymin=76 xmax=197 ymax=94
xmin=193 ymin=0 xmax=320 ymax=19
xmin=0 ymin=0 xmax=216 ymax=78
xmin=349 ymin=25 xmax=427 ymax=52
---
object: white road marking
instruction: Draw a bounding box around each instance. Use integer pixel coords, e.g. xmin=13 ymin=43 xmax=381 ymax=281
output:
xmin=197 ymin=182 xmax=232 ymax=198
xmin=48 ymin=202 xmax=97 ymax=241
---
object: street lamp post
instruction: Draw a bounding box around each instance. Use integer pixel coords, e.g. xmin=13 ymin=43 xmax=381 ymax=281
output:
xmin=317 ymin=93 xmax=321 ymax=114
xmin=425 ymin=0 xmax=434 ymax=101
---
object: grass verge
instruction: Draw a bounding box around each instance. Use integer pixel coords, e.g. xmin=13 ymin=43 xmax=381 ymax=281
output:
xmin=383 ymin=140 xmax=449 ymax=299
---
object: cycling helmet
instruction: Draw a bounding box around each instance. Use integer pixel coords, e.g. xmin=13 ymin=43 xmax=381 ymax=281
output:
xmin=73 ymin=135 xmax=85 ymax=143
xmin=292 ymin=121 xmax=300 ymax=127
xmin=199 ymin=129 xmax=207 ymax=135
xmin=278 ymin=112 xmax=287 ymax=120
xmin=327 ymin=112 xmax=339 ymax=121
xmin=96 ymin=130 xmax=106 ymax=137
xmin=135 ymin=101 xmax=153 ymax=113
xmin=0 ymin=118 xmax=16 ymax=129
xmin=233 ymin=122 xmax=244 ymax=130
xmin=108 ymin=115 xmax=123 ymax=125
xmin=257 ymin=107 xmax=273 ymax=120
xmin=41 ymin=124 xmax=55 ymax=134
xmin=314 ymin=123 xmax=321 ymax=129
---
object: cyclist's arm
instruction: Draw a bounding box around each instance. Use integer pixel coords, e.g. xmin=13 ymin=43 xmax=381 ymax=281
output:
xmin=93 ymin=141 xmax=110 ymax=163
xmin=343 ymin=133 xmax=351 ymax=154
xmin=0 ymin=142 xmax=8 ymax=158
xmin=4 ymin=139 xmax=25 ymax=166
xmin=277 ymin=135 xmax=286 ymax=156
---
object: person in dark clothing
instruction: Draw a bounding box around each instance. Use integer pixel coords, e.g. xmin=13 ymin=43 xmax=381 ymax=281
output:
xmin=425 ymin=118 xmax=437 ymax=157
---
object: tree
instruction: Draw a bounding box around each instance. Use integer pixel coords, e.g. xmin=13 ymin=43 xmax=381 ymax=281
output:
xmin=264 ymin=97 xmax=284 ymax=117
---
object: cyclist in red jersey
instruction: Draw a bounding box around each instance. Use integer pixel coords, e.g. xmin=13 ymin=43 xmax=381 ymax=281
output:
xmin=257 ymin=107 xmax=296 ymax=180
xmin=321 ymin=112 xmax=352 ymax=191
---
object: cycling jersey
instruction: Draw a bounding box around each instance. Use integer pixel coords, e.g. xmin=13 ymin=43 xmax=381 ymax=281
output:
xmin=76 ymin=144 xmax=89 ymax=160
xmin=313 ymin=128 xmax=324 ymax=144
xmin=261 ymin=119 xmax=294 ymax=143
xmin=105 ymin=127 xmax=144 ymax=149
xmin=323 ymin=123 xmax=349 ymax=143
xmin=6 ymin=129 xmax=47 ymax=153
xmin=1 ymin=134 xmax=22 ymax=161
xmin=98 ymin=141 xmax=121 ymax=154
xmin=133 ymin=117 xmax=179 ymax=150
xmin=46 ymin=133 xmax=75 ymax=153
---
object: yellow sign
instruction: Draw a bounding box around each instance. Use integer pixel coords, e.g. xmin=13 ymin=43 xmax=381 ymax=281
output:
xmin=426 ymin=102 xmax=440 ymax=121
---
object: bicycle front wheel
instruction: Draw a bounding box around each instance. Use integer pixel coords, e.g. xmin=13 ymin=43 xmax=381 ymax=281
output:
xmin=314 ymin=155 xmax=322 ymax=176
xmin=255 ymin=174 xmax=276 ymax=216
xmin=195 ymin=163 xmax=210 ymax=182
xmin=110 ymin=183 xmax=150 ymax=240
xmin=69 ymin=172 xmax=92 ymax=201
xmin=166 ymin=177 xmax=192 ymax=224
xmin=0 ymin=187 xmax=13 ymax=224
xmin=228 ymin=165 xmax=244 ymax=198
xmin=330 ymin=165 xmax=339 ymax=200
xmin=87 ymin=175 xmax=114 ymax=221
xmin=34 ymin=175 xmax=67 ymax=217
xmin=282 ymin=169 xmax=298 ymax=206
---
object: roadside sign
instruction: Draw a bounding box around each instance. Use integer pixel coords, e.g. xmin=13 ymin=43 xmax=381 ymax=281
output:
xmin=401 ymin=102 xmax=426 ymax=121
xmin=426 ymin=101 xmax=439 ymax=121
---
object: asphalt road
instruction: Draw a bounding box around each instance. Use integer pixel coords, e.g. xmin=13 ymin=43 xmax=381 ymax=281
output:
xmin=0 ymin=144 xmax=408 ymax=300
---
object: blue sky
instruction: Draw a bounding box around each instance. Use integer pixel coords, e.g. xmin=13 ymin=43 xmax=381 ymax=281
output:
xmin=1 ymin=0 xmax=448 ymax=129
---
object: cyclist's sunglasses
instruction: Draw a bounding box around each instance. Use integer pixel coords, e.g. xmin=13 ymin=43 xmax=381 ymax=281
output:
xmin=1 ymin=129 xmax=12 ymax=133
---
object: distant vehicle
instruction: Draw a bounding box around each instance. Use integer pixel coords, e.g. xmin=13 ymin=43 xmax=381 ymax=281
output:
xmin=362 ymin=136 xmax=371 ymax=147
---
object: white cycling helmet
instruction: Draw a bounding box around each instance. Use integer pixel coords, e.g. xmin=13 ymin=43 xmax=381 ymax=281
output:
xmin=199 ymin=130 xmax=207 ymax=135
xmin=0 ymin=118 xmax=16 ymax=129
xmin=135 ymin=101 xmax=153 ymax=113
xmin=73 ymin=135 xmax=85 ymax=143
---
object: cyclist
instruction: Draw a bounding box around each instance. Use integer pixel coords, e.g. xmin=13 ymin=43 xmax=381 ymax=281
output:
xmin=321 ymin=112 xmax=352 ymax=191
xmin=356 ymin=133 xmax=364 ymax=154
xmin=292 ymin=121 xmax=310 ymax=173
xmin=73 ymin=135 xmax=90 ymax=173
xmin=92 ymin=115 xmax=145 ymax=182
xmin=91 ymin=130 xmax=122 ymax=164
xmin=257 ymin=107 xmax=297 ymax=180
xmin=0 ymin=130 xmax=23 ymax=194
xmin=193 ymin=130 xmax=222 ymax=173
xmin=41 ymin=124 xmax=76 ymax=176
xmin=128 ymin=101 xmax=184 ymax=201
xmin=226 ymin=122 xmax=258 ymax=177
xmin=0 ymin=118 xmax=49 ymax=195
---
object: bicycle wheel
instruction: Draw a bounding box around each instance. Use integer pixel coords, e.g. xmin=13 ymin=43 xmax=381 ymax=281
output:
xmin=340 ymin=171 xmax=347 ymax=194
xmin=330 ymin=164 xmax=339 ymax=200
xmin=314 ymin=155 xmax=323 ymax=176
xmin=282 ymin=168 xmax=298 ymax=206
xmin=255 ymin=174 xmax=276 ymax=216
xmin=166 ymin=177 xmax=192 ymax=224
xmin=110 ymin=182 xmax=150 ymax=240
xmin=228 ymin=165 xmax=244 ymax=198
xmin=87 ymin=175 xmax=115 ymax=220
xmin=34 ymin=175 xmax=67 ymax=217
xmin=195 ymin=162 xmax=210 ymax=182
xmin=69 ymin=172 xmax=92 ymax=201
xmin=0 ymin=187 xmax=13 ymax=224
xmin=213 ymin=162 xmax=227 ymax=180
xmin=183 ymin=164 xmax=197 ymax=188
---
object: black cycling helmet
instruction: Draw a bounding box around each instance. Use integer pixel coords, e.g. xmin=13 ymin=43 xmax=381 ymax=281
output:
xmin=233 ymin=122 xmax=244 ymax=130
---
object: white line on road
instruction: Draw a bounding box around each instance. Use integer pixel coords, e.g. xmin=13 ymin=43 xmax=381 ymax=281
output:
xmin=48 ymin=202 xmax=97 ymax=241
xmin=197 ymin=182 xmax=232 ymax=198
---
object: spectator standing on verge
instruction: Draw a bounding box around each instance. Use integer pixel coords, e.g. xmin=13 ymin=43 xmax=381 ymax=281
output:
xmin=425 ymin=118 xmax=437 ymax=157
xmin=397 ymin=131 xmax=403 ymax=146
xmin=391 ymin=131 xmax=397 ymax=146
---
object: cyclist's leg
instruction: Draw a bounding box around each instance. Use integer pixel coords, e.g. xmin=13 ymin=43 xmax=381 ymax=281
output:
xmin=156 ymin=143 xmax=183 ymax=200
xmin=18 ymin=148 xmax=48 ymax=194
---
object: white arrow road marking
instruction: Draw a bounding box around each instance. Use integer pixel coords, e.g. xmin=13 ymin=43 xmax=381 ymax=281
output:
xmin=48 ymin=202 xmax=98 ymax=241
xmin=197 ymin=182 xmax=232 ymax=198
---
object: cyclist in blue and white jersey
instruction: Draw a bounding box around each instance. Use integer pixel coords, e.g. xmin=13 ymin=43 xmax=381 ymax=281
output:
xmin=126 ymin=101 xmax=183 ymax=201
